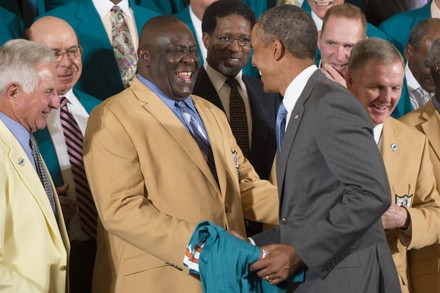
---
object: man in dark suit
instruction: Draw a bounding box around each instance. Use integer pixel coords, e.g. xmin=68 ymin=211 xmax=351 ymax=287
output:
xmin=42 ymin=0 xmax=159 ymax=100
xmin=29 ymin=16 xmax=101 ymax=293
xmin=248 ymin=5 xmax=401 ymax=292
xmin=193 ymin=0 xmax=280 ymax=236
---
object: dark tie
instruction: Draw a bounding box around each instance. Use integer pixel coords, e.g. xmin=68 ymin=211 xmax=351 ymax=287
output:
xmin=110 ymin=5 xmax=137 ymax=88
xmin=29 ymin=134 xmax=56 ymax=213
xmin=226 ymin=78 xmax=250 ymax=158
xmin=60 ymin=97 xmax=97 ymax=239
xmin=275 ymin=103 xmax=288 ymax=152
xmin=175 ymin=101 xmax=218 ymax=184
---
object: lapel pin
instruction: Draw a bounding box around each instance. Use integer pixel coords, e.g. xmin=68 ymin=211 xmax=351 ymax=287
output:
xmin=294 ymin=114 xmax=299 ymax=119
xmin=390 ymin=144 xmax=398 ymax=151
xmin=18 ymin=158 xmax=25 ymax=166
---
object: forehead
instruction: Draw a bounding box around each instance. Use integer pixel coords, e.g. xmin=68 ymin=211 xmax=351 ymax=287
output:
xmin=154 ymin=23 xmax=196 ymax=46
xmin=356 ymin=60 xmax=404 ymax=82
xmin=213 ymin=14 xmax=251 ymax=33
xmin=39 ymin=28 xmax=78 ymax=49
xmin=322 ymin=16 xmax=364 ymax=43
xmin=35 ymin=63 xmax=57 ymax=85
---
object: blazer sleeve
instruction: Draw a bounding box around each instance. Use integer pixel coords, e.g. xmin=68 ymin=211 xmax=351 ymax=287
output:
xmin=404 ymin=137 xmax=440 ymax=249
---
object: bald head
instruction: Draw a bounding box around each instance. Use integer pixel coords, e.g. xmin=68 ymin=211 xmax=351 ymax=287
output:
xmin=29 ymin=16 xmax=82 ymax=95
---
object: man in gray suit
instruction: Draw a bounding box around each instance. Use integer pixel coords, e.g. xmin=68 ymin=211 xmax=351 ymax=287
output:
xmin=248 ymin=5 xmax=401 ymax=292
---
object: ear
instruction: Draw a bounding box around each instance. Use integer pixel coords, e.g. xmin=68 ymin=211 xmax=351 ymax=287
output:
xmin=272 ymin=39 xmax=284 ymax=61
xmin=5 ymin=83 xmax=19 ymax=106
xmin=345 ymin=71 xmax=354 ymax=90
xmin=405 ymin=43 xmax=414 ymax=60
xmin=138 ymin=48 xmax=151 ymax=66
xmin=202 ymin=32 xmax=210 ymax=50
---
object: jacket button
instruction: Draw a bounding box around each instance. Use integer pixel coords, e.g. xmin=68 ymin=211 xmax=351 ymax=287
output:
xmin=281 ymin=218 xmax=287 ymax=224
xmin=60 ymin=265 xmax=67 ymax=271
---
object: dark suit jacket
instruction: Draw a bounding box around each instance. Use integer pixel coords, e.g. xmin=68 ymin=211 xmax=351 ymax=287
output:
xmin=43 ymin=0 xmax=159 ymax=100
xmin=193 ymin=67 xmax=280 ymax=180
xmin=380 ymin=2 xmax=431 ymax=55
xmin=253 ymin=70 xmax=400 ymax=292
xmin=34 ymin=89 xmax=101 ymax=186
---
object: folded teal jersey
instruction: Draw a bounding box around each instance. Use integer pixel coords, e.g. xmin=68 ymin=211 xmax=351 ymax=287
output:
xmin=185 ymin=221 xmax=305 ymax=293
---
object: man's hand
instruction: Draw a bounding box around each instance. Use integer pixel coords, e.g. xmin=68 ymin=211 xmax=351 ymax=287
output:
xmin=56 ymin=183 xmax=77 ymax=223
xmin=320 ymin=64 xmax=347 ymax=87
xmin=249 ymin=244 xmax=301 ymax=285
xmin=382 ymin=203 xmax=410 ymax=230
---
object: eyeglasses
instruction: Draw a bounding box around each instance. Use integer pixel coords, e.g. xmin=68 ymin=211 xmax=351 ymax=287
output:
xmin=215 ymin=35 xmax=251 ymax=47
xmin=52 ymin=47 xmax=82 ymax=62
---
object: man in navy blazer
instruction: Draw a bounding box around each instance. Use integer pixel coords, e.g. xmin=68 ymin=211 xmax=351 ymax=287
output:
xmin=29 ymin=16 xmax=101 ymax=293
xmin=175 ymin=0 xmax=260 ymax=79
xmin=193 ymin=0 xmax=280 ymax=236
xmin=42 ymin=0 xmax=159 ymax=100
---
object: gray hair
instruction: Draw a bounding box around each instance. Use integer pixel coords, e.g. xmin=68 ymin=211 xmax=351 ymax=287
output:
xmin=255 ymin=5 xmax=317 ymax=60
xmin=348 ymin=38 xmax=404 ymax=74
xmin=0 ymin=39 xmax=55 ymax=94
xmin=428 ymin=37 xmax=440 ymax=70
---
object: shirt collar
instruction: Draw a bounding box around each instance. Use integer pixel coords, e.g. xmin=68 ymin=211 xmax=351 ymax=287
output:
xmin=373 ymin=123 xmax=384 ymax=146
xmin=92 ymin=0 xmax=132 ymax=20
xmin=136 ymin=74 xmax=196 ymax=112
xmin=405 ymin=61 xmax=422 ymax=92
xmin=0 ymin=111 xmax=31 ymax=147
xmin=311 ymin=11 xmax=323 ymax=31
xmin=283 ymin=65 xmax=318 ymax=124
xmin=204 ymin=63 xmax=244 ymax=92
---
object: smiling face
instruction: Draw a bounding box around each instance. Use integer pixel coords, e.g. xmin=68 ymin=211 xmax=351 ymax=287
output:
xmin=142 ymin=22 xmax=200 ymax=101
xmin=347 ymin=59 xmax=404 ymax=127
xmin=203 ymin=14 xmax=252 ymax=78
xmin=30 ymin=18 xmax=82 ymax=96
xmin=13 ymin=63 xmax=59 ymax=132
xmin=307 ymin=0 xmax=345 ymax=19
xmin=406 ymin=31 xmax=440 ymax=93
xmin=319 ymin=16 xmax=364 ymax=76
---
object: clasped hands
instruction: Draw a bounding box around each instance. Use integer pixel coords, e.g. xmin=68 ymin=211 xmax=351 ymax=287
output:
xmin=228 ymin=230 xmax=302 ymax=285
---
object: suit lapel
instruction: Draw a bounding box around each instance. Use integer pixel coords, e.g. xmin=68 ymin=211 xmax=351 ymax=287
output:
xmin=277 ymin=71 xmax=321 ymax=195
xmin=381 ymin=119 xmax=402 ymax=190
xmin=420 ymin=101 xmax=440 ymax=162
xmin=131 ymin=79 xmax=220 ymax=192
xmin=0 ymin=122 xmax=62 ymax=241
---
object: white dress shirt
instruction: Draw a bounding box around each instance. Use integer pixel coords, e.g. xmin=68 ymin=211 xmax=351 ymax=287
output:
xmin=283 ymin=65 xmax=318 ymax=128
xmin=405 ymin=62 xmax=434 ymax=110
xmin=373 ymin=123 xmax=384 ymax=150
xmin=204 ymin=63 xmax=252 ymax=147
xmin=92 ymin=0 xmax=139 ymax=51
xmin=311 ymin=11 xmax=323 ymax=31
xmin=46 ymin=89 xmax=90 ymax=241
xmin=189 ymin=5 xmax=207 ymax=62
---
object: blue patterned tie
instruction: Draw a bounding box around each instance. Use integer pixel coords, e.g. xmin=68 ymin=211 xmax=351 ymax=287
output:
xmin=175 ymin=101 xmax=218 ymax=184
xmin=275 ymin=103 xmax=288 ymax=152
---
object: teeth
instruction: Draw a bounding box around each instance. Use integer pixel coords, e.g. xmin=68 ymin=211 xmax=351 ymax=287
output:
xmin=177 ymin=72 xmax=191 ymax=77
xmin=315 ymin=1 xmax=333 ymax=6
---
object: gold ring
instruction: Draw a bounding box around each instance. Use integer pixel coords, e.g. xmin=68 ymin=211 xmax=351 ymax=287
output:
xmin=265 ymin=276 xmax=271 ymax=282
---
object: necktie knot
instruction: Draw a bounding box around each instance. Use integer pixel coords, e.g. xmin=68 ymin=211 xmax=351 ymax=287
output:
xmin=59 ymin=96 xmax=68 ymax=108
xmin=226 ymin=78 xmax=240 ymax=90
xmin=111 ymin=5 xmax=122 ymax=14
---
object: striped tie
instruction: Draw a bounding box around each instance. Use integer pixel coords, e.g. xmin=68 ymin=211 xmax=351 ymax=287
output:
xmin=111 ymin=5 xmax=137 ymax=88
xmin=175 ymin=101 xmax=218 ymax=184
xmin=29 ymin=134 xmax=56 ymax=213
xmin=226 ymin=78 xmax=250 ymax=158
xmin=60 ymin=97 xmax=97 ymax=239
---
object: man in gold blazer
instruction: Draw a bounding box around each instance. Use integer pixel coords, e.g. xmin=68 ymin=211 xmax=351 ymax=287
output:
xmin=400 ymin=37 xmax=440 ymax=293
xmin=346 ymin=38 xmax=440 ymax=293
xmin=83 ymin=16 xmax=279 ymax=293
xmin=0 ymin=40 xmax=70 ymax=292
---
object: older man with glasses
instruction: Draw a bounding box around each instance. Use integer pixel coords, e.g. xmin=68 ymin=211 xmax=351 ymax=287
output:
xmin=28 ymin=16 xmax=101 ymax=293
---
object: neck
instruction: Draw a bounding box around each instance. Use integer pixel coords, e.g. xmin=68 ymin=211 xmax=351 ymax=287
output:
xmin=280 ymin=58 xmax=315 ymax=96
xmin=110 ymin=0 xmax=122 ymax=5
xmin=190 ymin=3 xmax=204 ymax=21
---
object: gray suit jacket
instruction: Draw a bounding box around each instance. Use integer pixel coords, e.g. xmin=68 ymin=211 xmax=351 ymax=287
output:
xmin=253 ymin=71 xmax=401 ymax=292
